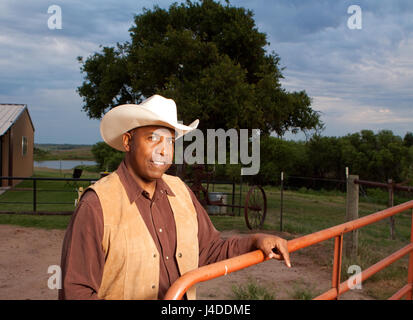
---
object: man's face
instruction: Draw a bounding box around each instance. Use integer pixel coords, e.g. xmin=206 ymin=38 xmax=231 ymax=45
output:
xmin=123 ymin=125 xmax=175 ymax=182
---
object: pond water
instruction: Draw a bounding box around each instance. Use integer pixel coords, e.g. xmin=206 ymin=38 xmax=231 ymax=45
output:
xmin=33 ymin=160 xmax=97 ymax=170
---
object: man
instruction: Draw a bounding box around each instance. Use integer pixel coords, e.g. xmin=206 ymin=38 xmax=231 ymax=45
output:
xmin=59 ymin=94 xmax=291 ymax=300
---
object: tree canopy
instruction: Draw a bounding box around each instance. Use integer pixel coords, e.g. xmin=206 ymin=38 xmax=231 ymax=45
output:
xmin=251 ymin=130 xmax=413 ymax=187
xmin=77 ymin=0 xmax=322 ymax=136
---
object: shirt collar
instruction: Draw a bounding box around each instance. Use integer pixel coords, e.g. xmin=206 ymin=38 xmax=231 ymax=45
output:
xmin=116 ymin=161 xmax=176 ymax=204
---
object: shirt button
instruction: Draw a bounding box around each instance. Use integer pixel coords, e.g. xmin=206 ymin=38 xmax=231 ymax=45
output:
xmin=159 ymin=228 xmax=163 ymax=233
xmin=153 ymin=253 xmax=157 ymax=258
xmin=178 ymin=252 xmax=182 ymax=258
xmin=152 ymin=285 xmax=156 ymax=289
xmin=166 ymin=256 xmax=169 ymax=260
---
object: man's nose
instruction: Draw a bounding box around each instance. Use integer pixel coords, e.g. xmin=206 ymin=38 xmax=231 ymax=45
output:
xmin=157 ymin=137 xmax=168 ymax=156
xmin=159 ymin=144 xmax=165 ymax=156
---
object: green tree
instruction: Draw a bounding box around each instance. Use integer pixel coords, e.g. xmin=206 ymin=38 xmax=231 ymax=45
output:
xmin=403 ymin=132 xmax=413 ymax=147
xmin=91 ymin=142 xmax=124 ymax=171
xmin=305 ymin=135 xmax=344 ymax=178
xmin=253 ymin=136 xmax=308 ymax=185
xmin=33 ymin=147 xmax=50 ymax=161
xmin=77 ymin=0 xmax=321 ymax=137
xmin=340 ymin=130 xmax=409 ymax=182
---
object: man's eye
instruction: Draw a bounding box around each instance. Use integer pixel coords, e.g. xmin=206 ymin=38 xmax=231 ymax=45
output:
xmin=149 ymin=135 xmax=160 ymax=142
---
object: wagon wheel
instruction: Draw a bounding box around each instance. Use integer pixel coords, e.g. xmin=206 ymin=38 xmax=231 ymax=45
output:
xmin=244 ymin=185 xmax=267 ymax=230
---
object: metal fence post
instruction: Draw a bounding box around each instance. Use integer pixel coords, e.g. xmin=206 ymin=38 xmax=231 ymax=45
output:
xmin=388 ymin=179 xmax=396 ymax=240
xmin=345 ymin=175 xmax=359 ymax=259
xmin=280 ymin=171 xmax=284 ymax=232
xmin=33 ymin=179 xmax=37 ymax=212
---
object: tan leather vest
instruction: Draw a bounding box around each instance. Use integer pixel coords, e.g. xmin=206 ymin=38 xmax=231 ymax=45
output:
xmin=86 ymin=172 xmax=199 ymax=300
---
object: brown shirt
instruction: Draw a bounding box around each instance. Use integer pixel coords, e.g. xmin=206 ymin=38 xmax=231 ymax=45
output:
xmin=59 ymin=161 xmax=254 ymax=300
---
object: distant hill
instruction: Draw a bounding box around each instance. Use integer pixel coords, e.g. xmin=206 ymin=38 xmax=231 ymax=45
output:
xmin=35 ymin=143 xmax=93 ymax=151
xmin=34 ymin=144 xmax=94 ymax=161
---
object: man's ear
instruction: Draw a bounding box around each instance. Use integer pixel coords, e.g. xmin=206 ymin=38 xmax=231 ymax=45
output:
xmin=122 ymin=133 xmax=131 ymax=152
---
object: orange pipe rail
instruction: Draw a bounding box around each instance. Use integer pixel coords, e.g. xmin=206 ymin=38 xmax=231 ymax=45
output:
xmin=164 ymin=200 xmax=413 ymax=300
xmin=314 ymin=243 xmax=413 ymax=300
xmin=388 ymin=284 xmax=412 ymax=300
xmin=164 ymin=250 xmax=269 ymax=300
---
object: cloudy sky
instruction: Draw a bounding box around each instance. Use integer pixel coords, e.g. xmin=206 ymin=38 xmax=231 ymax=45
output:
xmin=1 ymin=0 xmax=412 ymax=144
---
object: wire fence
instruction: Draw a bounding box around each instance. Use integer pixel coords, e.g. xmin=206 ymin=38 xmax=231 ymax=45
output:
xmin=0 ymin=176 xmax=98 ymax=214
xmin=2 ymin=172 xmax=413 ymax=238
xmin=271 ymin=173 xmax=413 ymax=241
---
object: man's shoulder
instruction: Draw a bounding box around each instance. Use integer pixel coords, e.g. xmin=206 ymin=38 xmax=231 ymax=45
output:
xmin=78 ymin=188 xmax=100 ymax=207
xmin=71 ymin=188 xmax=103 ymax=227
xmin=91 ymin=171 xmax=120 ymax=187
xmin=87 ymin=172 xmax=124 ymax=197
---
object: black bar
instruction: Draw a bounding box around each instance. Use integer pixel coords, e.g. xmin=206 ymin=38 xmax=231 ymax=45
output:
xmin=0 ymin=176 xmax=95 ymax=213
xmin=0 ymin=201 xmax=33 ymax=204
xmin=33 ymin=179 xmax=37 ymax=212
xmin=0 ymin=211 xmax=73 ymax=215
xmin=8 ymin=189 xmax=78 ymax=193
xmin=33 ymin=202 xmax=75 ymax=205
xmin=0 ymin=201 xmax=75 ymax=205
xmin=0 ymin=176 xmax=98 ymax=182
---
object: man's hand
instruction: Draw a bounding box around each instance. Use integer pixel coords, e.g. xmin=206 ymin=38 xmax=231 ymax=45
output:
xmin=252 ymin=233 xmax=291 ymax=268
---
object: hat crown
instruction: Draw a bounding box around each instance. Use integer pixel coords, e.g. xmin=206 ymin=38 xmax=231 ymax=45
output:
xmin=139 ymin=94 xmax=177 ymax=121
xmin=100 ymin=94 xmax=198 ymax=151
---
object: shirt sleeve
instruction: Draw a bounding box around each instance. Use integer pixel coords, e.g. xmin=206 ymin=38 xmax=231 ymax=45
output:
xmin=58 ymin=190 xmax=105 ymax=300
xmin=184 ymin=185 xmax=254 ymax=267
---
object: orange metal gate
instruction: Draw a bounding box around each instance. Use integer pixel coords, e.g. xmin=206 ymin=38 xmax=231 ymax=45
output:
xmin=164 ymin=200 xmax=413 ymax=300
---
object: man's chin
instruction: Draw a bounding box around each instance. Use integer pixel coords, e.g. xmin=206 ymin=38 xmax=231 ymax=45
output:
xmin=146 ymin=168 xmax=169 ymax=180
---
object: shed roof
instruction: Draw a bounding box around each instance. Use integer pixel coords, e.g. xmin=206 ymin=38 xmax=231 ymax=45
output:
xmin=0 ymin=104 xmax=34 ymax=136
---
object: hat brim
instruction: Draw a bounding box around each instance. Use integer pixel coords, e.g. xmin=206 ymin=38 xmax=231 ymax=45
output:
xmin=100 ymin=105 xmax=199 ymax=151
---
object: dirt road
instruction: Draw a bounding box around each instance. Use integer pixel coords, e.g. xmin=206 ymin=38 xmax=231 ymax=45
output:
xmin=0 ymin=224 xmax=373 ymax=300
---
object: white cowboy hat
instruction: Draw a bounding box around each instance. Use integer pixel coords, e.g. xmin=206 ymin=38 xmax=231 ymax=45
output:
xmin=100 ymin=94 xmax=199 ymax=151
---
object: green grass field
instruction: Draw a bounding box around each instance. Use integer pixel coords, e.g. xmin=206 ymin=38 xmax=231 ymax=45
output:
xmin=0 ymin=168 xmax=412 ymax=299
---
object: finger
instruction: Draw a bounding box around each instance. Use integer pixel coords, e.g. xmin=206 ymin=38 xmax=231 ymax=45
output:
xmin=269 ymin=252 xmax=282 ymax=260
xmin=269 ymin=247 xmax=281 ymax=259
xmin=268 ymin=247 xmax=285 ymax=261
xmin=276 ymin=244 xmax=292 ymax=268
xmin=269 ymin=248 xmax=285 ymax=261
xmin=271 ymin=242 xmax=291 ymax=267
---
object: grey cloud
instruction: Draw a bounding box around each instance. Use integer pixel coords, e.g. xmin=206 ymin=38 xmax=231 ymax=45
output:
xmin=1 ymin=0 xmax=413 ymax=143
